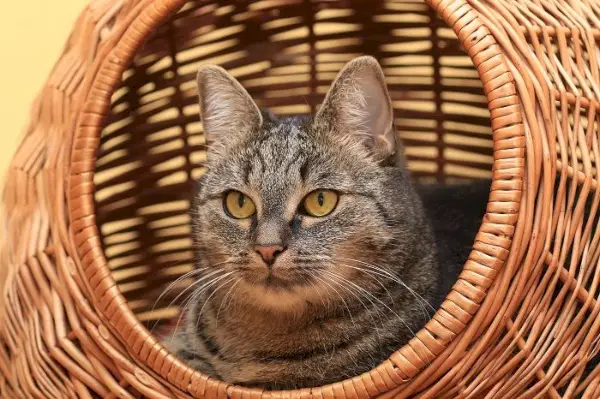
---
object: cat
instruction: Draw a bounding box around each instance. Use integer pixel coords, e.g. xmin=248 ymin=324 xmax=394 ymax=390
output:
xmin=163 ymin=56 xmax=489 ymax=389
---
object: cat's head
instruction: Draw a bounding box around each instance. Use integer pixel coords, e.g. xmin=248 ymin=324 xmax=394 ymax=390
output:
xmin=191 ymin=56 xmax=435 ymax=312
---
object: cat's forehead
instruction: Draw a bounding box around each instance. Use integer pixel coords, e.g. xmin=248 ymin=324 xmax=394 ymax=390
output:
xmin=255 ymin=122 xmax=307 ymax=159
xmin=244 ymin=122 xmax=312 ymax=191
xmin=205 ymin=117 xmax=372 ymax=198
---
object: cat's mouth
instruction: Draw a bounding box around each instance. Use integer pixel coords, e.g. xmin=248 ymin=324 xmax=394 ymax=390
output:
xmin=237 ymin=261 xmax=321 ymax=290
xmin=261 ymin=272 xmax=298 ymax=290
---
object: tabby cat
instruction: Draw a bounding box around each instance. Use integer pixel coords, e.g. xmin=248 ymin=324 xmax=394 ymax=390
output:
xmin=163 ymin=56 xmax=489 ymax=389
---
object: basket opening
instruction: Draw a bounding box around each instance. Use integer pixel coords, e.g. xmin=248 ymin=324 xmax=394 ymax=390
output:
xmin=93 ymin=0 xmax=493 ymax=340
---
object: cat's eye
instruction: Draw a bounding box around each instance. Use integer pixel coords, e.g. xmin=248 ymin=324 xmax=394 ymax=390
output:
xmin=224 ymin=191 xmax=256 ymax=219
xmin=302 ymin=190 xmax=338 ymax=217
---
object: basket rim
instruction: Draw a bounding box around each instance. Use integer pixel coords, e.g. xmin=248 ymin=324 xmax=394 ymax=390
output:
xmin=68 ymin=0 xmax=525 ymax=397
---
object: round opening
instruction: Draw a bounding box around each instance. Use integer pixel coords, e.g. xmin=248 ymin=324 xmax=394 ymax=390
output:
xmin=70 ymin=0 xmax=522 ymax=396
xmin=97 ymin=1 xmax=493 ymax=325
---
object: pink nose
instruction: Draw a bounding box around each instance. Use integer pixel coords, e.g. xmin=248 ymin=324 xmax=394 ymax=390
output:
xmin=254 ymin=245 xmax=285 ymax=265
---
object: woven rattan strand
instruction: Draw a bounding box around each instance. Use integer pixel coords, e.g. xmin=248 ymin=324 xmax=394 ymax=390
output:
xmin=4 ymin=0 xmax=600 ymax=397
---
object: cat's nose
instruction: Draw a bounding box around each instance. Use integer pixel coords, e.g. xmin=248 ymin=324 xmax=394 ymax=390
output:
xmin=254 ymin=244 xmax=285 ymax=266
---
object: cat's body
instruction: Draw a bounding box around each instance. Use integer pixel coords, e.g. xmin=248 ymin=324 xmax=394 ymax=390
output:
xmin=163 ymin=57 xmax=488 ymax=389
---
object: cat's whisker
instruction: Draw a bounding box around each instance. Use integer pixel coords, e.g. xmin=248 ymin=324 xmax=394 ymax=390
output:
xmin=150 ymin=267 xmax=208 ymax=312
xmin=150 ymin=268 xmax=223 ymax=334
xmin=312 ymin=275 xmax=359 ymax=363
xmin=305 ymin=275 xmax=339 ymax=361
xmin=148 ymin=267 xmax=210 ymax=332
xmin=308 ymin=277 xmax=330 ymax=314
xmin=318 ymin=273 xmax=381 ymax=368
xmin=332 ymin=264 xmax=435 ymax=369
xmin=320 ymin=271 xmax=386 ymax=345
xmin=195 ymin=275 xmax=237 ymax=329
xmin=169 ymin=272 xmax=234 ymax=340
xmin=332 ymin=263 xmax=395 ymax=306
xmin=323 ymin=269 xmax=416 ymax=339
xmin=323 ymin=270 xmax=388 ymax=322
xmin=361 ymin=264 xmax=431 ymax=323
xmin=164 ymin=269 xmax=231 ymax=327
xmin=313 ymin=274 xmax=357 ymax=330
xmin=337 ymin=257 xmax=436 ymax=315
xmin=152 ymin=258 xmax=237 ymax=317
xmin=161 ymin=268 xmax=223 ymax=309
xmin=215 ymin=277 xmax=242 ymax=328
xmin=153 ymin=258 xmax=195 ymax=272
xmin=186 ymin=272 xmax=233 ymax=315
xmin=330 ymin=276 xmax=431 ymax=365
xmin=334 ymin=261 xmax=430 ymax=323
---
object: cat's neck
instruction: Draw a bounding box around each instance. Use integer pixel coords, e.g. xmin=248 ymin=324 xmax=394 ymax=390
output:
xmin=213 ymin=289 xmax=348 ymax=329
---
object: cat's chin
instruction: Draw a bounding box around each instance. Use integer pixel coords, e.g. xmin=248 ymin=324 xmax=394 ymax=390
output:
xmin=234 ymin=278 xmax=316 ymax=313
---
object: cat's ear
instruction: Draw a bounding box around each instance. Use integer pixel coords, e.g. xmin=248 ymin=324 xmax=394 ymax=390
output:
xmin=314 ymin=56 xmax=400 ymax=164
xmin=196 ymin=65 xmax=262 ymax=158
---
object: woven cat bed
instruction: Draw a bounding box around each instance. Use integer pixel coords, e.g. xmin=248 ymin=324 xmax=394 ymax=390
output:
xmin=3 ymin=0 xmax=600 ymax=397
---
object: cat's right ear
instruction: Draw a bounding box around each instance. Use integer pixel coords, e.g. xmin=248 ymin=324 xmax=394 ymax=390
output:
xmin=313 ymin=56 xmax=401 ymax=165
xmin=196 ymin=65 xmax=262 ymax=159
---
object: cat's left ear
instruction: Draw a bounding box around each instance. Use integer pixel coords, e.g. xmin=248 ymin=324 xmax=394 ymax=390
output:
xmin=314 ymin=56 xmax=399 ymax=164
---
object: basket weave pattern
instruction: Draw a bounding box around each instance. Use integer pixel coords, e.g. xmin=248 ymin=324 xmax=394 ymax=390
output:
xmin=2 ymin=0 xmax=600 ymax=397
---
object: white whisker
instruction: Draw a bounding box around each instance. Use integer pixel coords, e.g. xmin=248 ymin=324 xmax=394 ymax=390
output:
xmin=215 ymin=277 xmax=242 ymax=328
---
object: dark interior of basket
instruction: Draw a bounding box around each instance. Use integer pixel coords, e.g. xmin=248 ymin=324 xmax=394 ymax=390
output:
xmin=93 ymin=0 xmax=492 ymax=328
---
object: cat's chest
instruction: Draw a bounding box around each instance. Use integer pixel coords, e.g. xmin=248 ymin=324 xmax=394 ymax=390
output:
xmin=209 ymin=309 xmax=354 ymax=357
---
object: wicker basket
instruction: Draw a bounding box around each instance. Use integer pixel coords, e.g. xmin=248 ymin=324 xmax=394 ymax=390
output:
xmin=3 ymin=0 xmax=600 ymax=397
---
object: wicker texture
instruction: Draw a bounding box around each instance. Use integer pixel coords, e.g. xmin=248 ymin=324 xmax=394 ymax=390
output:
xmin=2 ymin=0 xmax=600 ymax=397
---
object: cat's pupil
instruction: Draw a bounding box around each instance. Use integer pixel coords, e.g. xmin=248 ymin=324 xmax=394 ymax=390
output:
xmin=317 ymin=192 xmax=324 ymax=207
xmin=238 ymin=193 xmax=245 ymax=208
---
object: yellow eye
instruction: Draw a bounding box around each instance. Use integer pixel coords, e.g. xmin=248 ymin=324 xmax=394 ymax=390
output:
xmin=303 ymin=190 xmax=338 ymax=217
xmin=224 ymin=191 xmax=256 ymax=219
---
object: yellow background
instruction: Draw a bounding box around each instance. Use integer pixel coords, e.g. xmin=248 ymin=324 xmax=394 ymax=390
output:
xmin=0 ymin=1 xmax=88 ymax=185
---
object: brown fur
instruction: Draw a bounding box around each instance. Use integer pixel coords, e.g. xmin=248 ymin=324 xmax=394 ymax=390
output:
xmin=161 ymin=57 xmax=473 ymax=389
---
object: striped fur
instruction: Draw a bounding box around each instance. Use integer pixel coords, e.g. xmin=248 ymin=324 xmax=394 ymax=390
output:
xmin=162 ymin=57 xmax=484 ymax=389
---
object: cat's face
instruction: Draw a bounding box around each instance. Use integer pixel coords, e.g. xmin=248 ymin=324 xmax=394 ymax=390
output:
xmin=192 ymin=57 xmax=430 ymax=311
